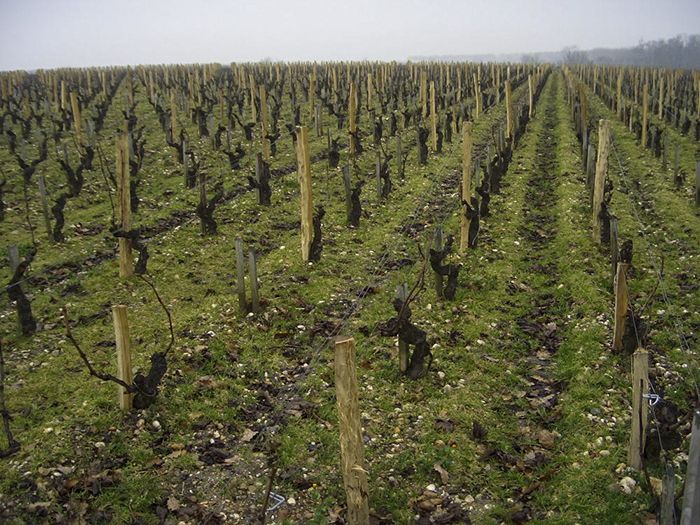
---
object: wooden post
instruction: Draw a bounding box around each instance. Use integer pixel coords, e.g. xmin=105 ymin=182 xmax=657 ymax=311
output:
xmin=586 ymin=143 xmax=596 ymax=193
xmin=170 ymin=91 xmax=178 ymax=141
xmin=254 ymin=153 xmax=265 ymax=204
xmin=70 ymin=91 xmax=81 ymax=144
xmin=296 ymin=126 xmax=313 ymax=262
xmin=592 ymin=120 xmax=610 ymax=244
xmin=259 ymin=85 xmax=270 ymax=161
xmin=334 ymin=336 xmax=370 ymax=525
xmin=658 ymin=75 xmax=665 ymax=120
xmin=116 ymin=133 xmax=133 ymax=278
xmin=610 ymin=217 xmax=619 ymax=286
xmin=528 ymin=74 xmax=534 ymax=119
xmin=695 ymin=162 xmax=700 ymax=206
xmin=628 ymin=348 xmax=649 ymax=470
xmin=348 ymin=82 xmax=357 ymax=158
xmin=673 ymin=143 xmax=680 ymax=183
xmin=396 ymin=135 xmax=403 ymax=178
xmin=235 ymin=238 xmax=247 ymax=314
xmin=37 ymin=175 xmax=52 ymax=240
xmin=681 ymin=410 xmax=700 ymax=525
xmin=430 ymin=81 xmax=437 ymax=152
xmin=433 ymin=226 xmax=444 ymax=298
xmin=662 ymin=131 xmax=668 ymax=171
xmin=613 ymin=262 xmax=630 ymax=351
xmin=661 ymin=462 xmax=676 ymax=525
xmin=248 ymin=249 xmax=259 ymax=314
xmin=505 ymin=80 xmax=513 ymax=141
xmin=182 ymin=135 xmax=188 ymax=186
xmin=7 ymin=245 xmax=19 ymax=273
xmin=342 ymin=164 xmax=353 ymax=225
xmin=616 ymin=69 xmax=623 ymax=118
xmin=460 ymin=122 xmax=473 ymax=253
xmin=112 ymin=305 xmax=133 ymax=411
xmin=396 ymin=284 xmax=409 ymax=373
xmin=641 ymin=83 xmax=648 ymax=148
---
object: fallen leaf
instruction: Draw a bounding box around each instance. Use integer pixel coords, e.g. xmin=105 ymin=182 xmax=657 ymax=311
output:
xmin=433 ymin=463 xmax=449 ymax=484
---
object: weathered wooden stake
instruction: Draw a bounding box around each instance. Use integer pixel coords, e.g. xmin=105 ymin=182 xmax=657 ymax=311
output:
xmin=235 ymin=238 xmax=247 ymax=313
xmin=505 ymin=80 xmax=513 ymax=141
xmin=334 ymin=336 xmax=370 ymax=525
xmin=641 ymin=83 xmax=649 ymax=148
xmin=586 ymin=143 xmax=596 ymax=193
xmin=592 ymin=120 xmax=610 ymax=244
xmin=660 ymin=462 xmax=676 ymax=525
xmin=37 ymin=175 xmax=52 ymax=240
xmin=7 ymin=245 xmax=19 ymax=274
xmin=348 ymin=83 xmax=357 ymax=158
xmin=396 ymin=135 xmax=403 ymax=178
xmin=396 ymin=284 xmax=409 ymax=373
xmin=610 ymin=217 xmax=619 ymax=286
xmin=430 ymin=81 xmax=437 ymax=152
xmin=295 ymin=126 xmax=313 ymax=262
xmin=528 ymin=74 xmax=534 ymax=119
xmin=613 ymin=262 xmax=630 ymax=351
xmin=695 ymin=162 xmax=700 ymax=206
xmin=70 ymin=91 xmax=81 ymax=144
xmin=673 ymin=142 xmax=680 ymax=183
xmin=116 ymin=134 xmax=133 ymax=278
xmin=681 ymin=410 xmax=700 ymax=525
xmin=112 ymin=305 xmax=133 ymax=411
xmin=259 ymin=85 xmax=270 ymax=161
xmin=433 ymin=226 xmax=444 ymax=298
xmin=628 ymin=348 xmax=649 ymax=470
xmin=248 ymin=249 xmax=259 ymax=314
xmin=460 ymin=122 xmax=473 ymax=253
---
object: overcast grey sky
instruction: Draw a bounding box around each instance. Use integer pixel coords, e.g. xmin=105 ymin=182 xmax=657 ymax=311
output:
xmin=1 ymin=0 xmax=699 ymax=70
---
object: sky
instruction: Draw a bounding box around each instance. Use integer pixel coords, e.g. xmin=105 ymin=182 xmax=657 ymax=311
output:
xmin=1 ymin=0 xmax=699 ymax=70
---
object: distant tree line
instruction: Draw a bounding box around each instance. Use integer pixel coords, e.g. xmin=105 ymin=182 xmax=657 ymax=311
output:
xmin=562 ymin=34 xmax=700 ymax=70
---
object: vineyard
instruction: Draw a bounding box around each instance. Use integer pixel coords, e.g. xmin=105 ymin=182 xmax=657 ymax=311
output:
xmin=0 ymin=62 xmax=698 ymax=524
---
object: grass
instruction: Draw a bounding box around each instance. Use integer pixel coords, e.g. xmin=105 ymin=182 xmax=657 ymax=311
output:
xmin=0 ymin=66 xmax=697 ymax=524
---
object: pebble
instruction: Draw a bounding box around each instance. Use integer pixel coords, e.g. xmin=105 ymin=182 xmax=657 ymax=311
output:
xmin=152 ymin=421 xmax=161 ymax=431
xmin=94 ymin=442 xmax=106 ymax=449
xmin=287 ymin=497 xmax=296 ymax=505
xmin=619 ymin=476 xmax=636 ymax=494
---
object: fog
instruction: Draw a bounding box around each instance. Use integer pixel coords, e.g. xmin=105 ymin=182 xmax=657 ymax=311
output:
xmin=1 ymin=0 xmax=699 ymax=70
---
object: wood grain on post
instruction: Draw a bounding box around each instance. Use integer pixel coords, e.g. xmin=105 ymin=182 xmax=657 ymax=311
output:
xmin=116 ymin=133 xmax=133 ymax=278
xmin=430 ymin=80 xmax=437 ymax=152
xmin=112 ymin=305 xmax=133 ymax=411
xmin=7 ymin=245 xmax=19 ymax=274
xmin=248 ymin=249 xmax=259 ymax=314
xmin=695 ymin=162 xmax=700 ymax=206
xmin=610 ymin=217 xmax=619 ymax=286
xmin=235 ymin=238 xmax=247 ymax=314
xmin=460 ymin=122 xmax=473 ymax=253
xmin=616 ymin=70 xmax=623 ymax=117
xmin=628 ymin=348 xmax=648 ymax=469
xmin=658 ymin=75 xmax=665 ymax=120
xmin=170 ymin=91 xmax=178 ymax=140
xmin=641 ymin=83 xmax=648 ymax=148
xmin=70 ymin=91 xmax=81 ymax=144
xmin=296 ymin=126 xmax=313 ymax=262
xmin=528 ymin=74 xmax=534 ymax=119
xmin=433 ymin=226 xmax=444 ymax=298
xmin=396 ymin=284 xmax=409 ymax=373
xmin=37 ymin=175 xmax=52 ymax=240
xmin=334 ymin=336 xmax=370 ymax=525
xmin=661 ymin=462 xmax=675 ymax=525
xmin=505 ymin=80 xmax=513 ymax=141
xmin=592 ymin=120 xmax=610 ymax=244
xmin=681 ymin=410 xmax=700 ymax=525
xmin=348 ymin=82 xmax=357 ymax=157
xmin=259 ymin=85 xmax=270 ymax=161
xmin=613 ymin=262 xmax=630 ymax=351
